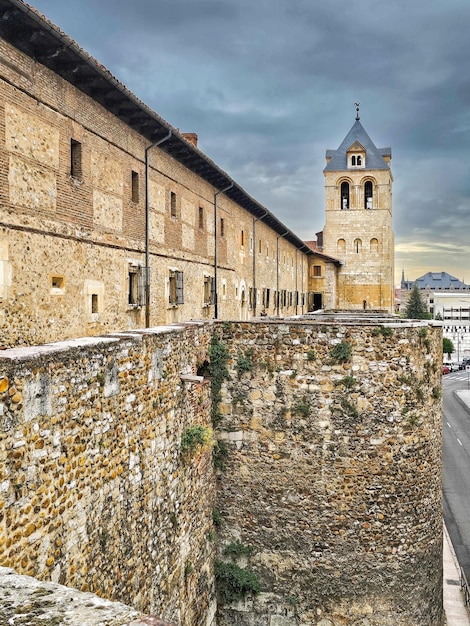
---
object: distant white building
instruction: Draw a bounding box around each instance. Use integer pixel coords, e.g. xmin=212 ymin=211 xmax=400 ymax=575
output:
xmin=400 ymin=271 xmax=470 ymax=359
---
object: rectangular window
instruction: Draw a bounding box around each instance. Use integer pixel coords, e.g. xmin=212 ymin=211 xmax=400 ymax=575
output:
xmin=203 ymin=275 xmax=215 ymax=306
xmin=169 ymin=270 xmax=184 ymax=305
xmin=220 ymin=218 xmax=225 ymax=237
xmin=131 ymin=171 xmax=139 ymax=203
xmin=170 ymin=192 xmax=177 ymax=218
xmin=71 ymin=139 xmax=82 ymax=178
xmin=241 ymin=230 xmax=245 ymax=247
xmin=91 ymin=293 xmax=98 ymax=314
xmin=128 ymin=266 xmax=145 ymax=306
xmin=313 ymin=265 xmax=322 ymax=277
xmin=199 ymin=207 xmax=204 ymax=230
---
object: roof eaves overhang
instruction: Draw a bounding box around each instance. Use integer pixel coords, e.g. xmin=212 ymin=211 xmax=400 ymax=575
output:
xmin=0 ymin=0 xmax=312 ymax=256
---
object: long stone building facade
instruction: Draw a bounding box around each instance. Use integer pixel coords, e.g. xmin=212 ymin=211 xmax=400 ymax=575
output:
xmin=0 ymin=1 xmax=397 ymax=351
xmin=0 ymin=0 xmax=329 ymax=349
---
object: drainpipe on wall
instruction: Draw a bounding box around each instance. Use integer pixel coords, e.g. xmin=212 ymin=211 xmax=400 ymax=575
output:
xmin=276 ymin=231 xmax=289 ymax=317
xmin=295 ymin=249 xmax=298 ymax=315
xmin=144 ymin=130 xmax=172 ymax=328
xmin=214 ymin=182 xmax=233 ymax=319
xmin=252 ymin=211 xmax=267 ymax=317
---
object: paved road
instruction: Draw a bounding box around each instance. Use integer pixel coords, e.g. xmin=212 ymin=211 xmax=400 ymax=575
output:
xmin=443 ymin=370 xmax=470 ymax=581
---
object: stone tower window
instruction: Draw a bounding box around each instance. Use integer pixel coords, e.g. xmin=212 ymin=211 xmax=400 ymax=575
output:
xmin=354 ymin=238 xmax=362 ymax=253
xmin=364 ymin=181 xmax=373 ymax=209
xmin=340 ymin=182 xmax=350 ymax=209
xmin=337 ymin=238 xmax=346 ymax=254
xmin=370 ymin=238 xmax=379 ymax=253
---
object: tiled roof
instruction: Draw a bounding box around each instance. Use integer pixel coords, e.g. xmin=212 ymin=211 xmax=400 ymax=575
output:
xmin=324 ymin=120 xmax=391 ymax=172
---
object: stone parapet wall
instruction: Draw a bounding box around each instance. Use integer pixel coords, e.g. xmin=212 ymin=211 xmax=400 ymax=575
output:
xmin=0 ymin=317 xmax=443 ymax=625
xmin=0 ymin=323 xmax=217 ymax=626
xmin=0 ymin=566 xmax=175 ymax=626
xmin=214 ymin=318 xmax=443 ymax=625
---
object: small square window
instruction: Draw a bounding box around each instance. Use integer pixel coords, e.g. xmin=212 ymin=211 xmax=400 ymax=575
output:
xmin=51 ymin=275 xmax=64 ymax=289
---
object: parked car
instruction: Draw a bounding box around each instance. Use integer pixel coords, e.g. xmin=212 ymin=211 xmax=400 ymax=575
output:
xmin=442 ymin=365 xmax=450 ymax=375
xmin=443 ymin=362 xmax=459 ymax=372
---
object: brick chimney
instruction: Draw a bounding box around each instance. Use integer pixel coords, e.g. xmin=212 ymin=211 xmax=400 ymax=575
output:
xmin=182 ymin=133 xmax=198 ymax=147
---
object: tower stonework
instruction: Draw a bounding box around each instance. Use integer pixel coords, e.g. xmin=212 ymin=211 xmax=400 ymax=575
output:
xmin=322 ymin=114 xmax=395 ymax=312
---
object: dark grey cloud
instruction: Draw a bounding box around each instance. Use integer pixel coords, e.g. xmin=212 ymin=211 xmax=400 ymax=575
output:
xmin=29 ymin=0 xmax=470 ymax=283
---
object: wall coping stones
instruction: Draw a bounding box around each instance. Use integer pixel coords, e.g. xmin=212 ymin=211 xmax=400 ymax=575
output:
xmin=0 ymin=567 xmax=176 ymax=626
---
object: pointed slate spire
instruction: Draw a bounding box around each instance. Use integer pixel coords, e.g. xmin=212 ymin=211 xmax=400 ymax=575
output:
xmin=324 ymin=116 xmax=391 ymax=172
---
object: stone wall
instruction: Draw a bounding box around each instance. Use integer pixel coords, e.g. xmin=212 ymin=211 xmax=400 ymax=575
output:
xmin=0 ymin=317 xmax=443 ymax=625
xmin=0 ymin=323 xmax=218 ymax=626
xmin=213 ymin=317 xmax=443 ymax=625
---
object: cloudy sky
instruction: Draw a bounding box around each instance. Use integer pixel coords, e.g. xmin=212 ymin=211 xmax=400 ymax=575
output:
xmin=28 ymin=0 xmax=470 ymax=286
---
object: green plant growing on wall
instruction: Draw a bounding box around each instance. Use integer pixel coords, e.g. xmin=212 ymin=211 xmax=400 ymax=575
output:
xmin=208 ymin=335 xmax=229 ymax=425
xmin=372 ymin=325 xmax=393 ymax=337
xmin=306 ymin=349 xmax=316 ymax=361
xmin=223 ymin=541 xmax=253 ymax=560
xmin=334 ymin=375 xmax=357 ymax=388
xmin=291 ymin=400 xmax=310 ymax=417
xmin=329 ymin=341 xmax=352 ymax=363
xmin=236 ymin=349 xmax=254 ymax=378
xmin=397 ymin=374 xmax=413 ymax=386
xmin=213 ymin=440 xmax=229 ymax=471
xmin=340 ymin=396 xmax=359 ymax=419
xmin=214 ymin=560 xmax=260 ymax=604
xmin=181 ymin=424 xmax=214 ymax=456
xmin=184 ymin=560 xmax=193 ymax=579
xmin=212 ymin=508 xmax=222 ymax=527
xmin=408 ymin=413 xmax=420 ymax=428
xmin=432 ymin=386 xmax=441 ymax=399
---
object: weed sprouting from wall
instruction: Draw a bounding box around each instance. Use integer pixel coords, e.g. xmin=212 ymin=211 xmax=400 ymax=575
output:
xmin=236 ymin=349 xmax=254 ymax=378
xmin=181 ymin=425 xmax=214 ymax=456
xmin=329 ymin=341 xmax=352 ymax=363
xmin=372 ymin=326 xmax=393 ymax=338
xmin=223 ymin=541 xmax=253 ymax=560
xmin=214 ymin=560 xmax=260 ymax=604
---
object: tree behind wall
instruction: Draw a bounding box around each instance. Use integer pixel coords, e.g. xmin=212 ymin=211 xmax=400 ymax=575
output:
xmin=404 ymin=285 xmax=429 ymax=319
xmin=443 ymin=337 xmax=455 ymax=359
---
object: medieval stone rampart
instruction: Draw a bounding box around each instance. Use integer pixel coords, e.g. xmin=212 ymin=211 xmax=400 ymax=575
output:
xmin=214 ymin=317 xmax=443 ymax=625
xmin=0 ymin=317 xmax=443 ymax=625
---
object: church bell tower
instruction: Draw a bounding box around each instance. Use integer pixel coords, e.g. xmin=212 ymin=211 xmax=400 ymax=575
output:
xmin=321 ymin=106 xmax=395 ymax=312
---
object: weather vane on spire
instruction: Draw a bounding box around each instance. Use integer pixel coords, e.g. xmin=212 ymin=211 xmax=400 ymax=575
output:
xmin=354 ymin=102 xmax=360 ymax=121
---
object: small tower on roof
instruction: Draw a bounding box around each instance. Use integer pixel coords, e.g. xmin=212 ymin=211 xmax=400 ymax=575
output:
xmin=321 ymin=106 xmax=395 ymax=313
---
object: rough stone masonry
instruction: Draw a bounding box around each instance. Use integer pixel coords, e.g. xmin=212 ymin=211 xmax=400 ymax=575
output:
xmin=0 ymin=316 xmax=443 ymax=625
